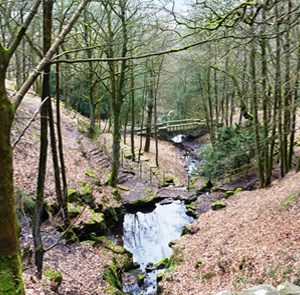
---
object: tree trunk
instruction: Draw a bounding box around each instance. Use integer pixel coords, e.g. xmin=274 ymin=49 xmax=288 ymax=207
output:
xmin=33 ymin=0 xmax=53 ymax=277
xmin=0 ymin=63 xmax=24 ymax=294
xmin=144 ymin=98 xmax=153 ymax=153
xmin=56 ymin=61 xmax=68 ymax=219
xmin=130 ymin=63 xmax=136 ymax=161
xmin=250 ymin=33 xmax=265 ymax=188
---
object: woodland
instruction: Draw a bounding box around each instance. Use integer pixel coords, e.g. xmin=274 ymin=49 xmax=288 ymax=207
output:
xmin=0 ymin=0 xmax=299 ymax=294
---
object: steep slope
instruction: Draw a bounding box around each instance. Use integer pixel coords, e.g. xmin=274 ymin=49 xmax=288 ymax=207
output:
xmin=161 ymin=171 xmax=300 ymax=294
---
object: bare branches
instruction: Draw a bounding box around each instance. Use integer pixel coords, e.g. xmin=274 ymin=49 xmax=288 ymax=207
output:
xmin=8 ymin=0 xmax=42 ymax=58
xmin=12 ymin=0 xmax=91 ymax=111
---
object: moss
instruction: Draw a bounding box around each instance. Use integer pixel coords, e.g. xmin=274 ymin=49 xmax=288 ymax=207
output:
xmin=167 ymin=247 xmax=183 ymax=270
xmin=0 ymin=255 xmax=24 ymax=295
xmin=92 ymin=236 xmax=127 ymax=254
xmin=67 ymin=203 xmax=83 ymax=218
xmin=186 ymin=201 xmax=197 ymax=211
xmin=103 ymin=263 xmax=122 ymax=291
xmin=225 ymin=190 xmax=235 ymax=198
xmin=44 ymin=268 xmax=62 ymax=283
xmin=156 ymin=272 xmax=164 ymax=282
xmin=137 ymin=273 xmax=145 ymax=286
xmin=131 ymin=195 xmax=155 ymax=206
xmin=211 ymin=200 xmax=226 ymax=210
xmin=112 ymin=189 xmax=122 ymax=201
xmin=81 ymin=181 xmax=92 ymax=195
xmin=85 ymin=169 xmax=97 ymax=180
xmin=104 ymin=286 xmax=123 ymax=295
xmin=201 ymin=271 xmax=215 ymax=281
xmin=280 ymin=192 xmax=300 ymax=210
xmin=234 ymin=187 xmax=243 ymax=193
xmin=90 ymin=212 xmax=105 ymax=224
xmin=155 ymin=257 xmax=169 ymax=269
xmin=44 ymin=268 xmax=63 ymax=292
xmin=195 ymin=260 xmax=203 ymax=269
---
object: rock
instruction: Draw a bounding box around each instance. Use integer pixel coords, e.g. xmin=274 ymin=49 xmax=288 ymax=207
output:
xmin=225 ymin=190 xmax=235 ymax=198
xmin=132 ymin=261 xmax=140 ymax=269
xmin=215 ymin=291 xmax=232 ymax=295
xmin=154 ymin=257 xmax=169 ymax=269
xmin=277 ymin=282 xmax=300 ymax=295
xmin=145 ymin=262 xmax=156 ymax=273
xmin=137 ymin=273 xmax=145 ymax=286
xmin=238 ymin=285 xmax=279 ymax=295
xmin=211 ymin=200 xmax=226 ymax=210
xmin=72 ymin=208 xmax=107 ymax=239
xmin=235 ymin=187 xmax=243 ymax=193
xmin=159 ymin=198 xmax=174 ymax=205
xmin=156 ymin=272 xmax=164 ymax=282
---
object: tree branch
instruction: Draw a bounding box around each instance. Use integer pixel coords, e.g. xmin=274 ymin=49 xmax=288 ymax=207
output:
xmin=12 ymin=0 xmax=90 ymax=112
xmin=13 ymin=96 xmax=50 ymax=148
xmin=8 ymin=0 xmax=42 ymax=58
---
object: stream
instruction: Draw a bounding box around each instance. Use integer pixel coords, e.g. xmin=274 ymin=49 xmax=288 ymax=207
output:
xmin=113 ymin=200 xmax=193 ymax=294
xmin=112 ymin=134 xmax=203 ymax=294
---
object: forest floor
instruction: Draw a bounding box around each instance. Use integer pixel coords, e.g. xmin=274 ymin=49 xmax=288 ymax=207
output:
xmin=9 ymin=81 xmax=300 ymax=294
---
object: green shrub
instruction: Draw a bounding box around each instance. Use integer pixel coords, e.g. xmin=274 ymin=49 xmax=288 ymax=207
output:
xmin=199 ymin=124 xmax=256 ymax=179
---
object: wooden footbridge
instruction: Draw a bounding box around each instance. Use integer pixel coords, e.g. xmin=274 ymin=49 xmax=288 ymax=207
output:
xmin=135 ymin=118 xmax=209 ymax=139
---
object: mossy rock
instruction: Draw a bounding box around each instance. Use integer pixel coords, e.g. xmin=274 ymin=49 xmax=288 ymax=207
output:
xmin=131 ymin=195 xmax=156 ymax=207
xmin=85 ymin=169 xmax=98 ymax=180
xmin=80 ymin=181 xmax=92 ymax=195
xmin=186 ymin=201 xmax=197 ymax=211
xmin=67 ymin=203 xmax=83 ymax=218
xmin=156 ymin=272 xmax=164 ymax=282
xmin=44 ymin=268 xmax=62 ymax=292
xmin=92 ymin=236 xmax=127 ymax=255
xmin=72 ymin=208 xmax=107 ymax=239
xmin=103 ymin=263 xmax=122 ymax=291
xmin=155 ymin=257 xmax=169 ymax=269
xmin=234 ymin=187 xmax=243 ymax=194
xmin=67 ymin=188 xmax=79 ymax=202
xmin=225 ymin=190 xmax=235 ymax=198
xmin=211 ymin=200 xmax=226 ymax=210
xmin=137 ymin=273 xmax=145 ymax=286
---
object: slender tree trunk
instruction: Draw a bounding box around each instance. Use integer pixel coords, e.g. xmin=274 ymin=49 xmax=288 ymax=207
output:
xmin=33 ymin=0 xmax=53 ymax=277
xmin=56 ymin=60 xmax=68 ymax=219
xmin=284 ymin=0 xmax=292 ymax=171
xmin=138 ymin=85 xmax=146 ymax=162
xmin=260 ymin=8 xmax=270 ymax=185
xmin=250 ymin=33 xmax=265 ymax=188
xmin=274 ymin=3 xmax=285 ymax=178
xmin=130 ymin=63 xmax=136 ymax=161
xmin=110 ymin=102 xmax=121 ymax=186
xmin=144 ymin=98 xmax=153 ymax=153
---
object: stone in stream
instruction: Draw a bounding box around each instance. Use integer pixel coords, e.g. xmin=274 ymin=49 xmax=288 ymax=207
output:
xmin=145 ymin=262 xmax=156 ymax=273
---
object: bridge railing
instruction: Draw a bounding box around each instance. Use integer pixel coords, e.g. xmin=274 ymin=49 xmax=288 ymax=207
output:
xmin=134 ymin=119 xmax=207 ymax=134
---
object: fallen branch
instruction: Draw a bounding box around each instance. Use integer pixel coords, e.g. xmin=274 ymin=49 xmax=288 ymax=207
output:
xmin=13 ymin=96 xmax=50 ymax=148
